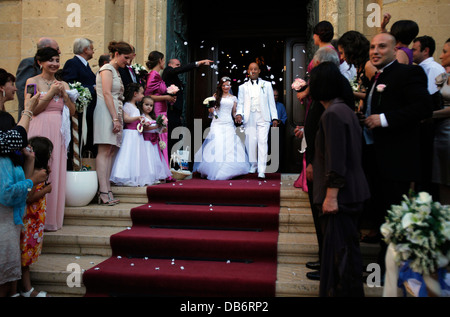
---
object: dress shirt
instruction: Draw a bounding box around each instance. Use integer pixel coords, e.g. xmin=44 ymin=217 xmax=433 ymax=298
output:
xmin=364 ymin=60 xmax=395 ymax=144
xmin=249 ymin=80 xmax=261 ymax=112
xmin=418 ymin=57 xmax=446 ymax=95
xmin=76 ymin=55 xmax=88 ymax=67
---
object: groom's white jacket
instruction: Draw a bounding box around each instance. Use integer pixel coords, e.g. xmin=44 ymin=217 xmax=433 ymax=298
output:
xmin=236 ymin=79 xmax=278 ymax=124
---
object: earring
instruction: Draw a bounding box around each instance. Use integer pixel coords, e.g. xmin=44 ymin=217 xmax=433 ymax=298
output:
xmin=2 ymin=90 xmax=5 ymax=98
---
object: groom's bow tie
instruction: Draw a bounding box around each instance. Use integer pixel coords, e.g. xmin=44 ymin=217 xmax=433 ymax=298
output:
xmin=251 ymin=79 xmax=259 ymax=85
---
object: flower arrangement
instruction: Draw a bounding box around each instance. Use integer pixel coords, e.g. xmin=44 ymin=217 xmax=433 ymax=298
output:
xmin=380 ymin=192 xmax=450 ymax=275
xmin=156 ymin=114 xmax=168 ymax=127
xmin=349 ymin=76 xmax=359 ymax=93
xmin=167 ymin=84 xmax=180 ymax=96
xmin=69 ymin=82 xmax=92 ymax=113
xmin=203 ymin=96 xmax=218 ymax=119
xmin=131 ymin=63 xmax=147 ymax=76
xmin=291 ymin=78 xmax=307 ymax=92
xmin=131 ymin=64 xmax=148 ymax=86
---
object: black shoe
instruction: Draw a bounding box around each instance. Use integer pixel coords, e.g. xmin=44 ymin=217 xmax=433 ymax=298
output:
xmin=306 ymin=270 xmax=320 ymax=281
xmin=305 ymin=261 xmax=320 ymax=270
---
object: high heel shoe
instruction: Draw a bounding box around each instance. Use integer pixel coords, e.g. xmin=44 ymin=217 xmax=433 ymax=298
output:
xmin=108 ymin=191 xmax=120 ymax=204
xmin=98 ymin=192 xmax=117 ymax=206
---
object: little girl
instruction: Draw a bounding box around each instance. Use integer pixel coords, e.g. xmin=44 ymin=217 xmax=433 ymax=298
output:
xmin=110 ymin=84 xmax=155 ymax=187
xmin=140 ymin=96 xmax=172 ymax=182
xmin=20 ymin=136 xmax=53 ymax=297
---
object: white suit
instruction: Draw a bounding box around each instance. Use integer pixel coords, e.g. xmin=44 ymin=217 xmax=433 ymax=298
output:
xmin=237 ymin=79 xmax=278 ymax=175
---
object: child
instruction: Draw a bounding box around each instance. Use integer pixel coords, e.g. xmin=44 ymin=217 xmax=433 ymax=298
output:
xmin=0 ymin=111 xmax=47 ymax=297
xmin=110 ymin=83 xmax=155 ymax=187
xmin=20 ymin=136 xmax=53 ymax=297
xmin=140 ymin=96 xmax=172 ymax=182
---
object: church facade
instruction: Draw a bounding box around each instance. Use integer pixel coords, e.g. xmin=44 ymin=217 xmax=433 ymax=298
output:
xmin=1 ymin=0 xmax=448 ymax=171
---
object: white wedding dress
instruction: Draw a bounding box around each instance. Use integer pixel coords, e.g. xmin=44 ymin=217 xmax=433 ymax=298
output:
xmin=194 ymin=95 xmax=250 ymax=180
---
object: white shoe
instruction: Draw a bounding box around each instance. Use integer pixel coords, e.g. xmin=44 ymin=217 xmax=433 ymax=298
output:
xmin=20 ymin=287 xmax=48 ymax=297
xmin=258 ymin=173 xmax=265 ymax=179
xmin=249 ymin=166 xmax=257 ymax=173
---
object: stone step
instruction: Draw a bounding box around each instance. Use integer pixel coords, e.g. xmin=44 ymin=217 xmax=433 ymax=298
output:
xmin=276 ymin=264 xmax=384 ymax=297
xmin=31 ymin=174 xmax=382 ymax=297
xmin=30 ymin=254 xmax=383 ymax=298
xmin=42 ymin=225 xmax=127 ymax=257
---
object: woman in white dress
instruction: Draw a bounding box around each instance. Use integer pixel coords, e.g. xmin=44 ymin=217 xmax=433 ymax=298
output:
xmin=194 ymin=77 xmax=250 ymax=180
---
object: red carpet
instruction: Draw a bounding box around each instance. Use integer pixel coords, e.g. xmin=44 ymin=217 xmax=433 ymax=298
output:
xmin=83 ymin=173 xmax=281 ymax=297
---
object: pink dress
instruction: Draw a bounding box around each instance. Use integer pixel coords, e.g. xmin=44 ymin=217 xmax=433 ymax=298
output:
xmin=145 ymin=70 xmax=169 ymax=167
xmin=28 ymin=93 xmax=67 ymax=231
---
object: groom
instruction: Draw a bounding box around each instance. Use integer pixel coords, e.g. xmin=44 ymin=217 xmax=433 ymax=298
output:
xmin=236 ymin=62 xmax=279 ymax=179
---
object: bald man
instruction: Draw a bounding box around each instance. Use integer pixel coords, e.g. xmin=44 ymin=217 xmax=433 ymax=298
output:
xmin=361 ymin=32 xmax=432 ymax=272
xmin=236 ymin=62 xmax=279 ymax=178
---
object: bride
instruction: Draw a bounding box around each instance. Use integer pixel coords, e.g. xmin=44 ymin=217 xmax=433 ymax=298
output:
xmin=194 ymin=77 xmax=250 ymax=180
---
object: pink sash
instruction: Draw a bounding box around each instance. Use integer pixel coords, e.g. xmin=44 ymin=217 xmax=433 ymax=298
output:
xmin=144 ymin=132 xmax=163 ymax=160
xmin=125 ymin=121 xmax=139 ymax=131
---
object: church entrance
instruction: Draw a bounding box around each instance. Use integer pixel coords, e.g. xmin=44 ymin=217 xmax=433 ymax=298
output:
xmin=167 ymin=0 xmax=317 ymax=173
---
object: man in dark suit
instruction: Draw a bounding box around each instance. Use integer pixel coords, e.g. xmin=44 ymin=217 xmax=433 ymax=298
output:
xmin=363 ymin=33 xmax=432 ymax=273
xmin=62 ymin=38 xmax=97 ymax=167
xmin=118 ymin=46 xmax=137 ymax=88
xmin=162 ymin=58 xmax=213 ymax=153
xmin=16 ymin=37 xmax=60 ymax=119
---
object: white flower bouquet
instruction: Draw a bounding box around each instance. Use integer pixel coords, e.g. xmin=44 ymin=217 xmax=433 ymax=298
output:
xmin=203 ymin=96 xmax=218 ymax=119
xmin=131 ymin=63 xmax=147 ymax=76
xmin=349 ymin=76 xmax=359 ymax=92
xmin=380 ymin=192 xmax=450 ymax=275
xmin=69 ymin=82 xmax=92 ymax=113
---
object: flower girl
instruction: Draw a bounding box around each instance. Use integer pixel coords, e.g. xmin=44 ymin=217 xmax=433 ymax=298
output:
xmin=110 ymin=84 xmax=155 ymax=187
xmin=140 ymin=96 xmax=172 ymax=182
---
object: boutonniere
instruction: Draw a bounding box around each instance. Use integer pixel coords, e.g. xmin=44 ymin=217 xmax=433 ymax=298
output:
xmin=376 ymin=84 xmax=387 ymax=93
xmin=261 ymin=82 xmax=266 ymax=93
xmin=376 ymin=84 xmax=387 ymax=108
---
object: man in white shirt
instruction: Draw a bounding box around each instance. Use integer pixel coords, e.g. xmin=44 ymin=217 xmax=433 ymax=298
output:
xmin=412 ymin=36 xmax=446 ymax=96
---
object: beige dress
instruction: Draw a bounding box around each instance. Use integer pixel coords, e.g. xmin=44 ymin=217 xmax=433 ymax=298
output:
xmin=93 ymin=64 xmax=124 ymax=147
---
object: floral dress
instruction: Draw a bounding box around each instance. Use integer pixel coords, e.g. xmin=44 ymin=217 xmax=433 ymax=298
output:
xmin=20 ymin=183 xmax=46 ymax=267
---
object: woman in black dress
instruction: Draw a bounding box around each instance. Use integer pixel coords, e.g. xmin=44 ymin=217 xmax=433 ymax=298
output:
xmin=309 ymin=62 xmax=370 ymax=297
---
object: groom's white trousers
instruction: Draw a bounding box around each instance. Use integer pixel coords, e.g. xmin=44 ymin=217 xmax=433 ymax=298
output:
xmin=244 ymin=110 xmax=270 ymax=174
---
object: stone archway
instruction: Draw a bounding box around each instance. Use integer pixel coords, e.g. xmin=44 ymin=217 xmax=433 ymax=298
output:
xmin=166 ymin=0 xmax=319 ymax=173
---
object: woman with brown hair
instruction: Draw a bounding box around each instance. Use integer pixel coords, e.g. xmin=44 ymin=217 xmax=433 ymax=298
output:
xmin=94 ymin=41 xmax=134 ymax=206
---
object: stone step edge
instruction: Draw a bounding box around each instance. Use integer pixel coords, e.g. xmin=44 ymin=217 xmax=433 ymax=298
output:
xmin=29 ymin=255 xmax=382 ymax=297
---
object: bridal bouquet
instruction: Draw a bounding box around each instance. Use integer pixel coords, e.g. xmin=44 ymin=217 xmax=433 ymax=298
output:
xmin=380 ymin=192 xmax=450 ymax=275
xmin=167 ymin=84 xmax=180 ymax=96
xmin=291 ymin=78 xmax=307 ymax=92
xmin=69 ymin=82 xmax=92 ymax=113
xmin=203 ymin=96 xmax=218 ymax=119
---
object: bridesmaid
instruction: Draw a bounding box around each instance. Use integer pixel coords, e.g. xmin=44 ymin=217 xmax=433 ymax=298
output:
xmin=144 ymin=51 xmax=176 ymax=167
xmin=25 ymin=47 xmax=76 ymax=231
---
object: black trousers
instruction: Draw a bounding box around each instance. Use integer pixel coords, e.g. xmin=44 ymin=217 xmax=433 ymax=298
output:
xmin=319 ymin=208 xmax=364 ymax=297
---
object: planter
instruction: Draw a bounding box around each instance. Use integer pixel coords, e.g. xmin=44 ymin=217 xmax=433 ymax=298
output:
xmin=65 ymin=171 xmax=98 ymax=207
